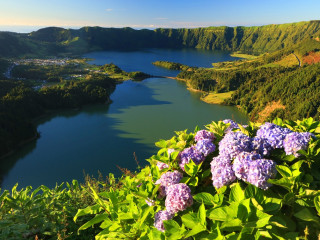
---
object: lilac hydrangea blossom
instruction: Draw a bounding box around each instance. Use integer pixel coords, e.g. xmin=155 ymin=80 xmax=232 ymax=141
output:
xmin=256 ymin=122 xmax=292 ymax=149
xmin=233 ymin=152 xmax=262 ymax=181
xmin=210 ymin=155 xmax=236 ymax=189
xmin=195 ymin=139 xmax=216 ymax=156
xmin=194 ymin=130 xmax=215 ymax=142
xmin=283 ymin=132 xmax=313 ymax=157
xmin=154 ymin=210 xmax=174 ymax=232
xmin=223 ymin=119 xmax=239 ymax=133
xmin=246 ymin=159 xmax=277 ymax=190
xmin=252 ymin=137 xmax=273 ymax=156
xmin=178 ymin=147 xmax=205 ymax=171
xmin=219 ymin=131 xmax=252 ymax=159
xmin=165 ymin=183 xmax=193 ymax=214
xmin=155 ymin=170 xmax=183 ymax=197
xmin=157 ymin=162 xmax=169 ymax=171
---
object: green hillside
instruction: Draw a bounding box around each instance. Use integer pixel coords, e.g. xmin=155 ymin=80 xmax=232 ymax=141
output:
xmin=1 ymin=20 xmax=320 ymax=57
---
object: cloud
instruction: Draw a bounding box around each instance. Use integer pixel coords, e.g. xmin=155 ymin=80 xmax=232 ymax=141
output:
xmin=106 ymin=8 xmax=113 ymax=12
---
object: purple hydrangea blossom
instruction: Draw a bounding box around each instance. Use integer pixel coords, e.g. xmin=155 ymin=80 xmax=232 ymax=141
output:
xmin=219 ymin=131 xmax=252 ymax=159
xmin=246 ymin=159 xmax=277 ymax=190
xmin=154 ymin=210 xmax=174 ymax=232
xmin=195 ymin=139 xmax=216 ymax=156
xmin=283 ymin=132 xmax=313 ymax=157
xmin=155 ymin=170 xmax=183 ymax=197
xmin=223 ymin=119 xmax=239 ymax=133
xmin=165 ymin=183 xmax=193 ymax=214
xmin=194 ymin=130 xmax=215 ymax=142
xmin=178 ymin=147 xmax=205 ymax=171
xmin=233 ymin=152 xmax=262 ymax=181
xmin=157 ymin=162 xmax=169 ymax=171
xmin=210 ymin=155 xmax=236 ymax=189
xmin=256 ymin=122 xmax=292 ymax=149
xmin=252 ymin=137 xmax=273 ymax=156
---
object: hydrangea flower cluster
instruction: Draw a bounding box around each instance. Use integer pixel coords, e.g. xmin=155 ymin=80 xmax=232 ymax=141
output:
xmin=165 ymin=183 xmax=193 ymax=214
xmin=211 ymin=155 xmax=236 ymax=189
xmin=252 ymin=137 xmax=273 ymax=156
xmin=223 ymin=119 xmax=239 ymax=133
xmin=283 ymin=132 xmax=313 ymax=157
xmin=152 ymin=120 xmax=315 ymax=233
xmin=194 ymin=130 xmax=215 ymax=142
xmin=256 ymin=122 xmax=292 ymax=149
xmin=195 ymin=139 xmax=216 ymax=157
xmin=247 ymin=158 xmax=277 ymax=190
xmin=219 ymin=131 xmax=252 ymax=159
xmin=154 ymin=210 xmax=174 ymax=232
xmin=155 ymin=170 xmax=183 ymax=197
xmin=233 ymin=152 xmax=262 ymax=181
xmin=178 ymin=147 xmax=205 ymax=171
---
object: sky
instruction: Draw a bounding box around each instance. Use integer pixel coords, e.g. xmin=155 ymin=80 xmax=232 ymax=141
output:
xmin=0 ymin=0 xmax=319 ymax=32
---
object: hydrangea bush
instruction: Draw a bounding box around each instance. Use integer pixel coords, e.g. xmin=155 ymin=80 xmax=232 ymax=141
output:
xmin=74 ymin=118 xmax=320 ymax=239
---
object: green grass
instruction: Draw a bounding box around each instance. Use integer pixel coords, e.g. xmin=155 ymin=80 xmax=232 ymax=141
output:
xmin=230 ymin=52 xmax=259 ymax=60
xmin=200 ymin=91 xmax=234 ymax=104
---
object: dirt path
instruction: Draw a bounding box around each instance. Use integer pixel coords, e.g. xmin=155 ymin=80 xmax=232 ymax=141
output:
xmin=293 ymin=53 xmax=301 ymax=67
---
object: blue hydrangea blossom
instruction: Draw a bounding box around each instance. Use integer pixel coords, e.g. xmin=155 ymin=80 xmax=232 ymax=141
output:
xmin=219 ymin=131 xmax=252 ymax=159
xmin=178 ymin=147 xmax=205 ymax=171
xmin=246 ymin=159 xmax=277 ymax=190
xmin=223 ymin=119 xmax=239 ymax=133
xmin=283 ymin=132 xmax=313 ymax=157
xmin=195 ymin=139 xmax=216 ymax=156
xmin=233 ymin=152 xmax=262 ymax=181
xmin=210 ymin=155 xmax=236 ymax=189
xmin=256 ymin=122 xmax=292 ymax=149
xmin=252 ymin=137 xmax=273 ymax=156
xmin=194 ymin=130 xmax=215 ymax=142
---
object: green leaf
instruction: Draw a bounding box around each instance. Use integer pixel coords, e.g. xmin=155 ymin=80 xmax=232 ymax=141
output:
xmin=184 ymin=223 xmax=206 ymax=238
xmin=155 ymin=139 xmax=168 ymax=148
xmin=229 ymin=183 xmax=244 ymax=203
xmin=294 ymin=207 xmax=320 ymax=223
xmin=163 ymin=220 xmax=184 ymax=240
xmin=193 ymin=192 xmax=216 ymax=205
xmin=220 ymin=219 xmax=243 ymax=232
xmin=198 ymin=203 xmax=207 ymax=226
xmin=207 ymin=207 xmax=229 ymax=221
xmin=262 ymin=198 xmax=282 ymax=213
xmin=181 ymin=213 xmax=201 ymax=229
xmin=255 ymin=210 xmax=272 ymax=228
xmin=78 ymin=213 xmax=109 ymax=232
xmin=276 ymin=165 xmax=292 ymax=177
xmin=148 ymin=229 xmax=165 ymax=240
xmin=268 ymin=177 xmax=294 ymax=191
xmin=74 ymin=204 xmax=102 ymax=222
xmin=0 ymin=190 xmax=9 ymax=202
xmin=314 ymin=196 xmax=320 ymax=216
xmin=244 ymin=184 xmax=264 ymax=204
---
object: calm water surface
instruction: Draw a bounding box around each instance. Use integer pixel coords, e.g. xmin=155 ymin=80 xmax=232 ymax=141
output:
xmin=0 ymin=49 xmax=247 ymax=189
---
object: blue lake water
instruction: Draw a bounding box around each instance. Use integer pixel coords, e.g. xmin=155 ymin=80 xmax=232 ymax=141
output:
xmin=0 ymin=49 xmax=247 ymax=189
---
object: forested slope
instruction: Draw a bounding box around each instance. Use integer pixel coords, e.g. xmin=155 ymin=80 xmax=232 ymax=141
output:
xmin=0 ymin=20 xmax=319 ymax=57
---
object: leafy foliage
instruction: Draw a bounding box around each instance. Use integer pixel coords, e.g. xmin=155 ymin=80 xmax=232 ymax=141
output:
xmin=71 ymin=118 xmax=320 ymax=239
xmin=0 ymin=178 xmax=104 ymax=240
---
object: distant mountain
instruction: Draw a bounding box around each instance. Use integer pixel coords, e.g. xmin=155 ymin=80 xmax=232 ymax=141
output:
xmin=0 ymin=20 xmax=319 ymax=57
